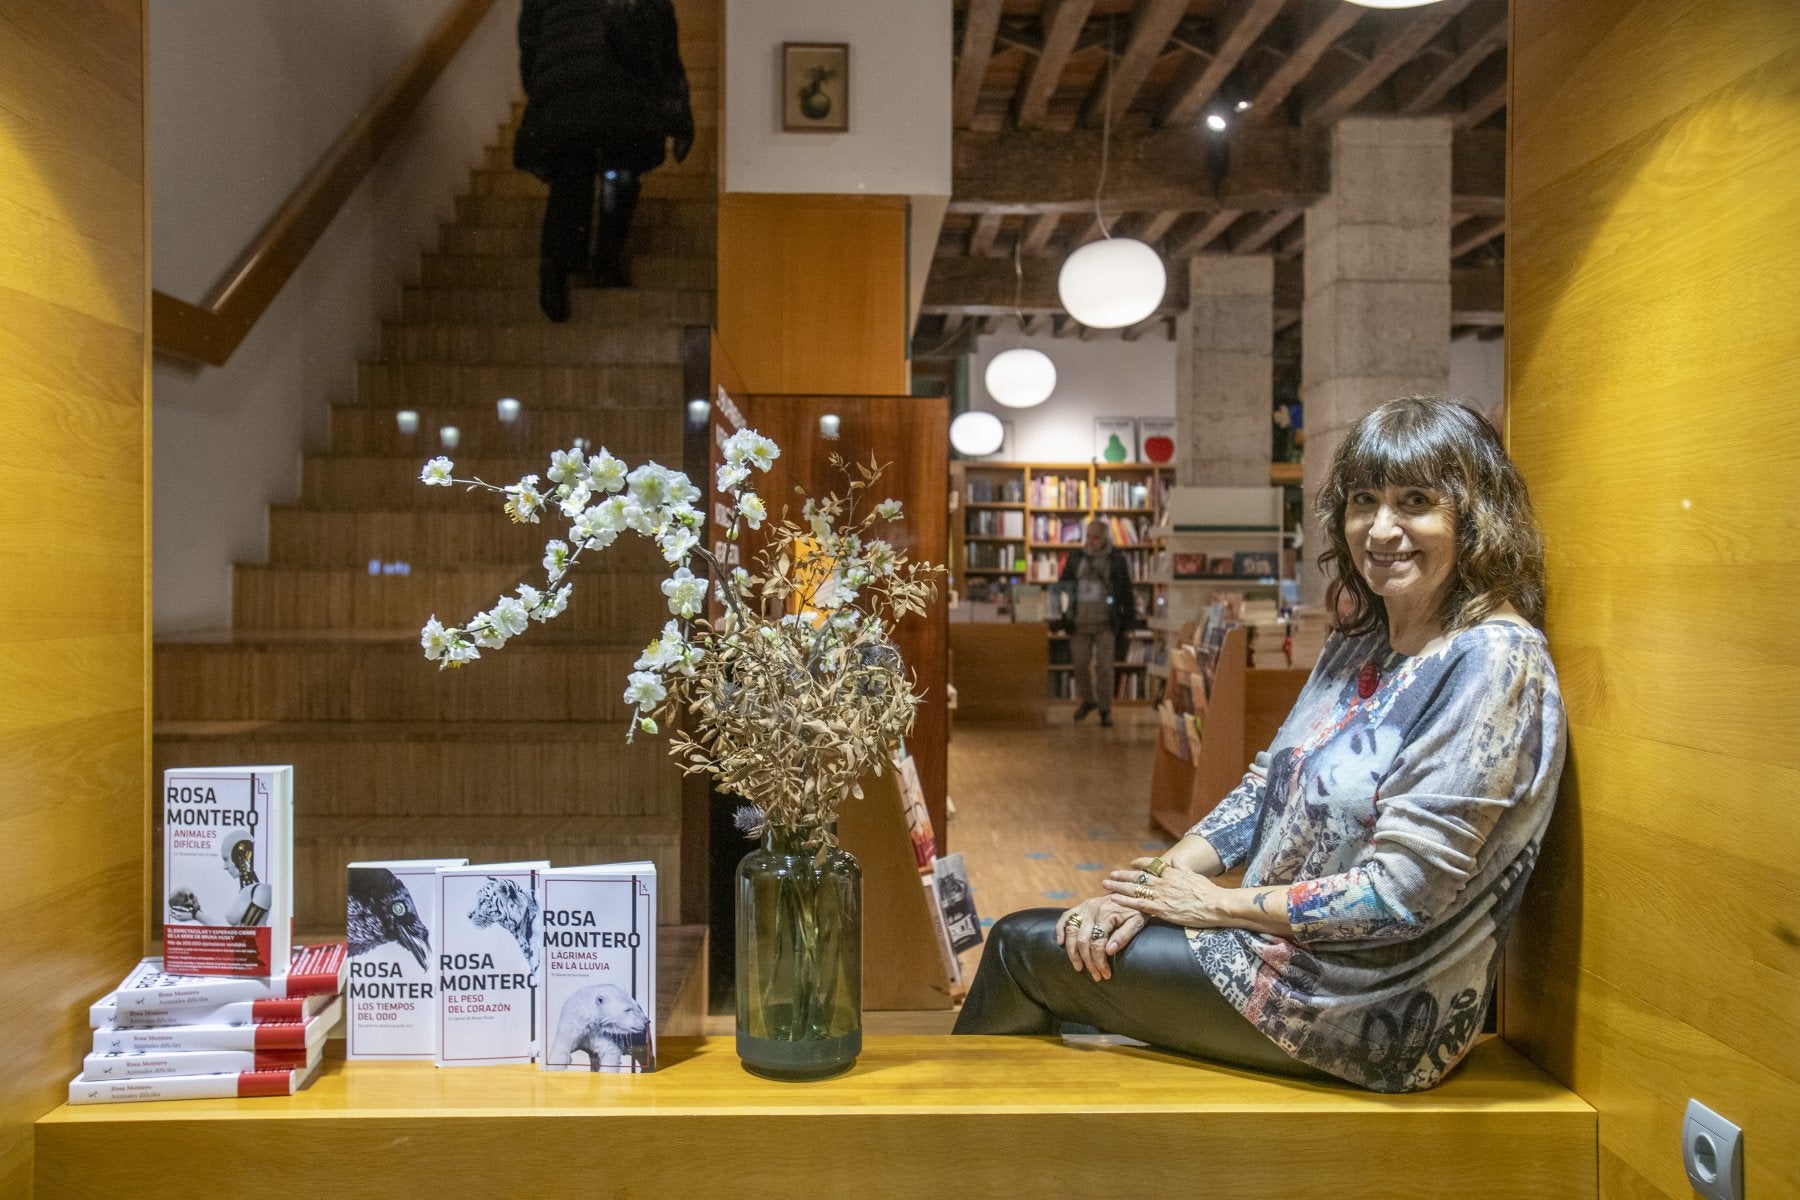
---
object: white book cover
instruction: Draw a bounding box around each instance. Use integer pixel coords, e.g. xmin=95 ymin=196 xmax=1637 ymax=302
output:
xmin=537 ymin=863 xmax=656 ymax=1073
xmin=68 ymin=1056 xmax=323 ymax=1105
xmin=91 ymin=989 xmax=334 ymax=1030
xmin=101 ymin=944 xmax=348 ymax=1015
xmin=162 ymin=766 xmax=294 ymax=977
xmin=435 ymin=862 xmax=547 ymax=1067
xmin=92 ymin=998 xmax=340 ymax=1057
xmin=82 ymin=1042 xmax=321 ymax=1082
xmin=346 ymin=858 xmax=468 ymax=1060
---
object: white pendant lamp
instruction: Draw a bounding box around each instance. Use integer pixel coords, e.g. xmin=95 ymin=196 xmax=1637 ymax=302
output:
xmin=1058 ymin=12 xmax=1168 ymax=330
xmin=984 ymin=347 xmax=1057 ymax=409
xmin=1347 ymin=0 xmax=1445 ymax=7
xmin=949 ymin=411 xmax=1005 ymax=458
xmin=1058 ymin=237 xmax=1167 ymax=329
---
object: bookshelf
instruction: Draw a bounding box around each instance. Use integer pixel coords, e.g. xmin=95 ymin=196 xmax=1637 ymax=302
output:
xmin=950 ymin=460 xmax=1175 ymax=704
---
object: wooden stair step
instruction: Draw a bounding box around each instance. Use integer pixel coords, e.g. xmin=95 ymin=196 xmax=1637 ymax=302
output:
xmin=232 ymin=563 xmax=671 ymax=633
xmin=488 ymin=128 xmax=719 ymax=170
xmin=440 ymin=220 xmax=713 ymax=258
xmin=356 ymin=360 xmax=688 ymax=408
xmin=399 ymin=283 xmax=714 ymax=325
xmin=379 ymin=321 xmax=685 ymax=366
xmin=266 ymin=506 xmax=687 ymax=568
xmin=300 ymin=453 xmax=689 ymax=508
xmin=155 ymin=638 xmax=666 ymax=724
xmin=36 ymin=1038 xmax=1594 ymax=1199
xmin=478 ymin=141 xmax=718 ymax=186
xmin=328 ymin=402 xmax=679 ymax=456
xmin=417 ymin=252 xmax=713 ymax=290
xmin=452 ymin=193 xmax=716 ymax=232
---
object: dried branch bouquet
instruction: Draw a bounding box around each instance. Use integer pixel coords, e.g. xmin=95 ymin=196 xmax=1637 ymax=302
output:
xmin=417 ymin=430 xmax=941 ymax=843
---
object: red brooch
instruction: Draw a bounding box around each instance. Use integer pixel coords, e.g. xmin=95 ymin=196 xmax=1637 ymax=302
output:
xmin=1357 ymin=660 xmax=1380 ymax=699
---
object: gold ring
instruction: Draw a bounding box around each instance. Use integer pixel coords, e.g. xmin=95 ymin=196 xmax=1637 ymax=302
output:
xmin=1065 ymin=914 xmax=1083 ymax=929
xmin=1146 ymin=857 xmax=1167 ymax=877
xmin=1134 ymin=884 xmax=1153 ymax=901
xmin=1136 ymin=871 xmax=1151 ymax=886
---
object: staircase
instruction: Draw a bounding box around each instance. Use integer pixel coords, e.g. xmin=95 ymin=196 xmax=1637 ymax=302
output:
xmin=154 ymin=13 xmax=720 ymax=931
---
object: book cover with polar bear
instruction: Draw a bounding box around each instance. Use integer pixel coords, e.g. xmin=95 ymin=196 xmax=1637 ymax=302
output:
xmin=434 ymin=862 xmax=548 ymax=1067
xmin=537 ymin=863 xmax=656 ymax=1073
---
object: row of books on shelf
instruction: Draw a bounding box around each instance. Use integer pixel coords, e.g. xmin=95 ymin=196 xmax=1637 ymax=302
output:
xmin=966 ymin=542 xmax=1024 ymax=571
xmin=1026 ymin=550 xmax=1156 ymax=584
xmin=1094 ymin=476 xmax=1157 ymax=510
xmin=1048 ymin=636 xmax=1159 ymax=667
xmin=966 ymin=509 xmax=1026 ymax=537
xmin=1154 ymin=600 xmax=1240 ymax=762
xmin=965 ymin=476 xmax=1026 ymax=504
xmin=1030 ymin=515 xmax=1152 ymax=546
xmin=894 ymin=749 xmax=983 ymax=983
xmin=1050 ymin=672 xmax=1149 ymax=701
xmin=1166 ymin=550 xmax=1282 ymax=579
xmin=1029 ymin=474 xmax=1091 ymax=508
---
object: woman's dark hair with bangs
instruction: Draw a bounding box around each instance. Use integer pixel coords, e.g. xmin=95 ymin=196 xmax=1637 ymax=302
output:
xmin=1315 ymin=396 xmax=1546 ymax=636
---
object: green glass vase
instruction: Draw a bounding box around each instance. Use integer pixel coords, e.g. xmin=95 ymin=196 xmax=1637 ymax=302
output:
xmin=734 ymin=824 xmax=862 ymax=1080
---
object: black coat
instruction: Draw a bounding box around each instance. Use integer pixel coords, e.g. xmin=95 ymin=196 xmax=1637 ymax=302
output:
xmin=514 ymin=0 xmax=695 ymax=180
xmin=1056 ymin=548 xmax=1139 ymax=636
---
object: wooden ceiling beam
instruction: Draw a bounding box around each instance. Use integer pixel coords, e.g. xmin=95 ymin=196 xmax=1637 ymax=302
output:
xmin=1021 ymin=313 xmax=1049 ymax=337
xmin=1053 ymin=315 xmax=1079 ymax=339
xmin=1168 ymin=209 xmax=1243 ymax=259
xmin=1396 ymin=0 xmax=1506 ymax=114
xmin=1158 ymin=0 xmax=1286 ymax=126
xmin=1302 ymin=0 xmax=1474 ymax=127
xmin=1120 ymin=315 xmax=1161 ymax=342
xmin=1019 ymin=212 xmax=1063 ymax=256
xmin=1079 ymin=0 xmax=1190 ymax=129
xmin=1455 ymin=52 xmax=1507 ymax=128
xmin=953 ymin=0 xmax=1007 ymax=128
xmin=1231 ymin=209 xmax=1300 ymax=254
xmin=1245 ymin=1 xmax=1365 ymax=123
xmin=967 ymin=211 xmax=1004 ymax=258
xmin=1014 ymin=0 xmax=1097 ymax=130
xmin=1077 ymin=321 xmax=1105 ymax=341
xmin=1451 ymin=215 xmax=1505 ymax=258
xmin=1137 ymin=209 xmax=1185 ymax=245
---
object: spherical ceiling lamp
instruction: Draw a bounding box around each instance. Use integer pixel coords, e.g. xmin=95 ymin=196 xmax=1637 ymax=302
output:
xmin=1058 ymin=237 xmax=1167 ymax=329
xmin=949 ymin=410 xmax=1005 ymax=458
xmin=1345 ymin=0 xmax=1446 ymax=7
xmin=984 ymin=347 xmax=1057 ymax=409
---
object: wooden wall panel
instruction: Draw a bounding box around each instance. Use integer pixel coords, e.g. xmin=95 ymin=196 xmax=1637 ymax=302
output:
xmin=1504 ymin=5 xmax=1800 ymax=1199
xmin=0 ymin=0 xmax=149 ymax=1193
xmin=717 ymin=194 xmax=910 ymax=397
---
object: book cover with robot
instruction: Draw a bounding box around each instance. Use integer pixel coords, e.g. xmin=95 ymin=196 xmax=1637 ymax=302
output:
xmin=435 ymin=862 xmax=548 ymax=1067
xmin=536 ymin=863 xmax=656 ymax=1073
xmin=346 ymin=858 xmax=468 ymax=1060
xmin=161 ymin=766 xmax=294 ymax=977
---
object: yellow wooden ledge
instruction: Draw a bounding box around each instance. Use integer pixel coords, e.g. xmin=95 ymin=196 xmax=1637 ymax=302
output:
xmin=37 ymin=1036 xmax=1593 ymax=1199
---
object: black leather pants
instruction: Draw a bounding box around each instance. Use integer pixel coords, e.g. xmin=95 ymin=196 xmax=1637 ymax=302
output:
xmin=953 ymin=909 xmax=1332 ymax=1082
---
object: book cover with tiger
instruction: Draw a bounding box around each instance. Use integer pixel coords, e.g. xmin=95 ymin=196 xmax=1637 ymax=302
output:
xmin=346 ymin=858 xmax=467 ymax=1060
xmin=434 ymin=862 xmax=548 ymax=1067
xmin=536 ymin=863 xmax=656 ymax=1073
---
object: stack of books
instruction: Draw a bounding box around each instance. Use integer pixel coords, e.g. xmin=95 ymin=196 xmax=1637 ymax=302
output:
xmin=71 ymin=943 xmax=347 ymax=1105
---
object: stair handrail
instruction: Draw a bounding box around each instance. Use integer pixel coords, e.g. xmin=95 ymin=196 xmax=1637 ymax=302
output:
xmin=153 ymin=0 xmax=499 ymax=367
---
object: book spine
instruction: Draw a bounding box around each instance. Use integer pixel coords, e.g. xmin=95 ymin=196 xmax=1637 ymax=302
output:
xmin=81 ymin=1048 xmax=307 ymax=1080
xmin=94 ymin=995 xmax=314 ymax=1029
xmin=91 ymin=1020 xmax=318 ymax=1054
xmin=69 ymin=1069 xmax=300 ymax=1105
xmin=283 ymin=942 xmax=348 ymax=996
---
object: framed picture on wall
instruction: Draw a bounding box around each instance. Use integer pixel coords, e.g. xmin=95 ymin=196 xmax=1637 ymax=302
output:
xmin=1094 ymin=418 xmax=1136 ymax=464
xmin=1137 ymin=417 xmax=1176 ymax=464
xmin=782 ymin=43 xmax=849 ymax=132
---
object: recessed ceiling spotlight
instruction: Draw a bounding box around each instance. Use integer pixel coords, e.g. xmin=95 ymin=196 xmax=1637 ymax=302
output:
xmin=1234 ymin=99 xmax=1252 ymax=112
xmin=1205 ymin=112 xmax=1229 ymax=133
xmin=495 ymin=397 xmax=522 ymax=425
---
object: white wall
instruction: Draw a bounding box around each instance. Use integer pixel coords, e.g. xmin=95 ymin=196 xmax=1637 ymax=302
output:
xmin=723 ymin=0 xmax=951 ymax=197
xmin=968 ymin=331 xmax=1178 ymax=463
xmin=1449 ymin=333 xmax=1505 ymax=428
xmin=151 ymin=0 xmax=521 ymax=633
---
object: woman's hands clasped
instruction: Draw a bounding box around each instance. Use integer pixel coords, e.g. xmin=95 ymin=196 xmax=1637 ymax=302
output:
xmin=1102 ymin=857 xmax=1229 ymax=929
xmin=1053 ymin=895 xmax=1145 ymax=982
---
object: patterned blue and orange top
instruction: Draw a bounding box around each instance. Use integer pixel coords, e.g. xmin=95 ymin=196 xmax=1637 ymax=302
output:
xmin=1187 ymin=620 xmax=1567 ymax=1092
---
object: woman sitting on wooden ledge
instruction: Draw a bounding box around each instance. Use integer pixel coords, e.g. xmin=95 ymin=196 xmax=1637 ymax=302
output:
xmin=954 ymin=396 xmax=1568 ymax=1093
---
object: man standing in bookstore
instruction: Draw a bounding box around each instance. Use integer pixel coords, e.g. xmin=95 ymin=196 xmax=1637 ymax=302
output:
xmin=1060 ymin=521 xmax=1137 ymax=728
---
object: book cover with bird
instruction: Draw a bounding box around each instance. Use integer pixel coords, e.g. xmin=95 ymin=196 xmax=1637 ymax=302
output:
xmin=161 ymin=765 xmax=294 ymax=977
xmin=537 ymin=864 xmax=656 ymax=1073
xmin=346 ymin=858 xmax=467 ymax=1060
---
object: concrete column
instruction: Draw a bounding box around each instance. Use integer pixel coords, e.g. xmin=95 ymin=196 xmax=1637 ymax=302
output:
xmin=1175 ymin=253 xmax=1274 ymax=487
xmin=1300 ymin=117 xmax=1452 ymax=605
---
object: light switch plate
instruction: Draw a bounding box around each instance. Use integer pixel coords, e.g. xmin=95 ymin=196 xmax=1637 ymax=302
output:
xmin=1683 ymin=1098 xmax=1744 ymax=1200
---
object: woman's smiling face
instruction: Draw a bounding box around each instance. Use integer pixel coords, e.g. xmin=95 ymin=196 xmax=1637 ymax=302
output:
xmin=1344 ymin=483 xmax=1458 ymax=615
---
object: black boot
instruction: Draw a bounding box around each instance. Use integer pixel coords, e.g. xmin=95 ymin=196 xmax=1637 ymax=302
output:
xmin=592 ymin=171 xmax=640 ymax=288
xmin=538 ymin=256 xmax=571 ymax=322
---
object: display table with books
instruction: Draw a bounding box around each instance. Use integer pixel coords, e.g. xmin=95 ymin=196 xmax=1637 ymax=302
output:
xmin=36 ymin=1035 xmax=1593 ymax=1199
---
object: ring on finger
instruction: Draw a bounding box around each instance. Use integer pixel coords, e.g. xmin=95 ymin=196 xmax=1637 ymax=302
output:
xmin=1088 ymin=925 xmax=1107 ymax=941
xmin=1146 ymin=857 xmax=1167 ymax=877
xmin=1134 ymin=883 xmax=1154 ymax=901
xmin=1135 ymin=871 xmax=1151 ymax=886
xmin=1065 ymin=914 xmax=1083 ymax=930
